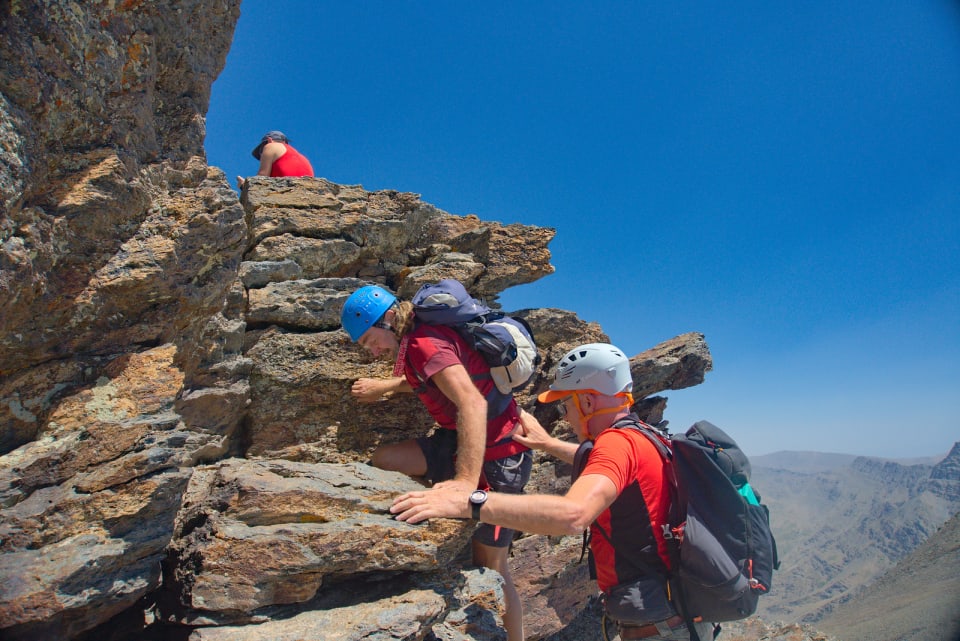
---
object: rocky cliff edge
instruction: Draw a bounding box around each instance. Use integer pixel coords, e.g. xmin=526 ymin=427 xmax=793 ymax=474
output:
xmin=0 ymin=3 xmax=719 ymax=639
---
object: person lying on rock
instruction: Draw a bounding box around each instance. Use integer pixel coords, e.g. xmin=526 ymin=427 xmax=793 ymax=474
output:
xmin=391 ymin=342 xmax=717 ymax=641
xmin=341 ymin=284 xmax=531 ymax=641
xmin=236 ymin=130 xmax=314 ymax=188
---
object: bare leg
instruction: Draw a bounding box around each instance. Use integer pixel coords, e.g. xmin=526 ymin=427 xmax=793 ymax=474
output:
xmin=472 ymin=539 xmax=524 ymax=641
xmin=371 ymin=439 xmax=428 ymax=477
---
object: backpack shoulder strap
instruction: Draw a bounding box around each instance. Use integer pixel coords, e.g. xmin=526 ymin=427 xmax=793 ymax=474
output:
xmin=611 ymin=416 xmax=685 ymax=584
xmin=611 ymin=417 xmax=672 ymax=462
xmin=576 ymin=417 xmax=673 ymax=478
xmin=405 ymin=324 xmax=511 ymax=418
xmin=572 ymin=439 xmax=594 ymax=482
xmin=572 ymin=417 xmax=677 ymax=584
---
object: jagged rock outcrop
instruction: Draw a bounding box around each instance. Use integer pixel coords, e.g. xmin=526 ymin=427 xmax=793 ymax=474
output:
xmin=0 ymin=3 xmax=717 ymax=640
xmin=236 ymin=177 xmax=559 ymax=459
xmin=185 ymin=568 xmax=509 ymax=641
xmin=925 ymin=441 xmax=960 ymax=501
xmin=1 ymin=3 xmax=244 ymax=638
xmin=0 ymin=1 xmax=247 ymax=456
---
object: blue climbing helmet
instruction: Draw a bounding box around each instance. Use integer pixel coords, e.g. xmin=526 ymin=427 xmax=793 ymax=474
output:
xmin=341 ymin=285 xmax=397 ymax=341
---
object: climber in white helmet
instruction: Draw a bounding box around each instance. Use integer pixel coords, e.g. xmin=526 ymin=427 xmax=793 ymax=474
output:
xmin=392 ymin=342 xmax=715 ymax=641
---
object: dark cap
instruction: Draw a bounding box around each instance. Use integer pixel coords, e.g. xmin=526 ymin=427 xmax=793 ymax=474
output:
xmin=252 ymin=130 xmax=290 ymax=159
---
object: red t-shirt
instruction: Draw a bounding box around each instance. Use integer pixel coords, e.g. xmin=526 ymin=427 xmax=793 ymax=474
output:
xmin=401 ymin=324 xmax=524 ymax=458
xmin=270 ymin=143 xmax=314 ymax=177
xmin=582 ymin=427 xmax=672 ymax=592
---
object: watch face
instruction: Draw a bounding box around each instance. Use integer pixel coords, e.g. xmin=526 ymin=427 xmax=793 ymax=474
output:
xmin=470 ymin=490 xmax=487 ymax=504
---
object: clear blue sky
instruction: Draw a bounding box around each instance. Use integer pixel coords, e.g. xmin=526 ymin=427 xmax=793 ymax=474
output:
xmin=205 ymin=1 xmax=960 ymax=459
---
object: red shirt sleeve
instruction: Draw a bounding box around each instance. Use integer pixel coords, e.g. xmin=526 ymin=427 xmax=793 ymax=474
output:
xmin=583 ymin=427 xmax=673 ymax=580
xmin=406 ymin=329 xmax=463 ymax=381
xmin=583 ymin=428 xmax=667 ymax=504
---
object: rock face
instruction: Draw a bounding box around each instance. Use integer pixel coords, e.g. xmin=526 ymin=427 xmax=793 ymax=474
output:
xmin=0 ymin=0 xmax=246 ymax=453
xmin=236 ymin=177 xmax=558 ymax=460
xmin=165 ymin=459 xmax=476 ymax=620
xmin=0 ymin=3 xmax=716 ymax=640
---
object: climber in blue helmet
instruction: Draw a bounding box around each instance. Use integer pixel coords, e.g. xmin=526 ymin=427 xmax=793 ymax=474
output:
xmin=339 ymin=283 xmax=531 ymax=641
xmin=340 ymin=285 xmax=398 ymax=346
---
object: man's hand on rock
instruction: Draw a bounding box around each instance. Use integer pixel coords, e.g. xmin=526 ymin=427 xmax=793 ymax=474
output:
xmin=391 ymin=487 xmax=470 ymax=524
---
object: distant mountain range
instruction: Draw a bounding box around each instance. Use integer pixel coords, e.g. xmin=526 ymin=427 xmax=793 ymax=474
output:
xmin=748 ymin=442 xmax=960 ymax=632
xmin=753 ymin=450 xmax=944 ymax=473
xmin=818 ymin=510 xmax=960 ymax=641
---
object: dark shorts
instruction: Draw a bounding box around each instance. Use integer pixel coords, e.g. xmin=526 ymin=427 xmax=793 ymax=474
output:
xmin=416 ymin=429 xmax=459 ymax=485
xmin=416 ymin=429 xmax=533 ymax=548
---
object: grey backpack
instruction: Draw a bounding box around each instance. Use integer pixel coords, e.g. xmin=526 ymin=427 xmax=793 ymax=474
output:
xmin=411 ymin=279 xmax=540 ymax=396
xmin=575 ymin=419 xmax=780 ymax=641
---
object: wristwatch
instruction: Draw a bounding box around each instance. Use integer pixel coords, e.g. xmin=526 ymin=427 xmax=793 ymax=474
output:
xmin=469 ymin=489 xmax=488 ymax=520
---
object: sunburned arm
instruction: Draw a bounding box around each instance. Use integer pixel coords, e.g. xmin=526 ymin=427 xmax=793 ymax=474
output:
xmin=256 ymin=141 xmax=286 ymax=176
xmin=351 ymin=376 xmax=412 ymax=402
xmin=429 ymin=363 xmax=486 ymax=491
xmin=392 ymin=472 xmax=619 ymax=536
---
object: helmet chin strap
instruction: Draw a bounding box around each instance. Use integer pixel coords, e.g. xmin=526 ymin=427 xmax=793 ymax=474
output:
xmin=573 ymin=392 xmax=634 ymax=441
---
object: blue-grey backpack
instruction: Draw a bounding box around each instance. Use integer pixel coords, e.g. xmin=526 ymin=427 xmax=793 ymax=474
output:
xmin=410 ymin=279 xmax=540 ymax=410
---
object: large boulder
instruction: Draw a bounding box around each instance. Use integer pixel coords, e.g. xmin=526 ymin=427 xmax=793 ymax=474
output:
xmin=164 ymin=459 xmax=475 ymax=620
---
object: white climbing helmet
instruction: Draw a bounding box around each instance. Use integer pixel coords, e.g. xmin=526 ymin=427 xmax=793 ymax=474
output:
xmin=538 ymin=343 xmax=633 ymax=402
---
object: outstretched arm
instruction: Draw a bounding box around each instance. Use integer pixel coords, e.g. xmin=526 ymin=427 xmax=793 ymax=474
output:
xmin=351 ymin=376 xmax=412 ymax=403
xmin=392 ymin=472 xmax=618 ymax=536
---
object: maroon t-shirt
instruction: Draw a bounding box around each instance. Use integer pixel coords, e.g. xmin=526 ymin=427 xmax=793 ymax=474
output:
xmin=401 ymin=324 xmax=525 ymax=459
